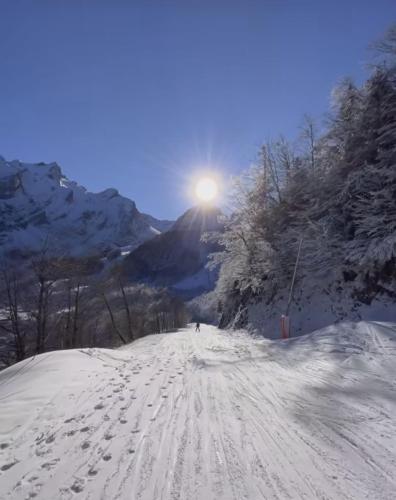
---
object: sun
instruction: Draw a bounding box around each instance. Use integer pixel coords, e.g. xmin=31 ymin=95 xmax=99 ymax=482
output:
xmin=195 ymin=177 xmax=218 ymax=203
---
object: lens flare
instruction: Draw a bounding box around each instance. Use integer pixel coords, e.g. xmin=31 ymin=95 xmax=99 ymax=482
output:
xmin=195 ymin=177 xmax=218 ymax=202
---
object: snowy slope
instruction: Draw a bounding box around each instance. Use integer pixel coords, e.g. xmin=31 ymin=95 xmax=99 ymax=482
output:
xmin=0 ymin=156 xmax=172 ymax=258
xmin=1 ymin=321 xmax=396 ymax=499
xmin=226 ymin=272 xmax=396 ymax=338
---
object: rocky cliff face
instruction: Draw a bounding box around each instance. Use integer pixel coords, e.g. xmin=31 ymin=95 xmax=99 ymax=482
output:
xmin=0 ymin=156 xmax=172 ymax=260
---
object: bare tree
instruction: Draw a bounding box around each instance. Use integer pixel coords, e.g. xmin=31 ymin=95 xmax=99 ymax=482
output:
xmin=259 ymin=143 xmax=283 ymax=203
xmin=118 ymin=279 xmax=134 ymax=341
xmin=62 ymin=279 xmax=73 ymax=349
xmin=101 ymin=292 xmax=127 ymax=345
xmin=0 ymin=268 xmax=26 ymax=362
xmin=371 ymin=23 xmax=396 ymax=58
xmin=31 ymin=259 xmax=55 ymax=354
xmin=70 ymin=281 xmax=81 ymax=348
xmin=30 ymin=243 xmax=63 ymax=354
xmin=300 ymin=114 xmax=318 ymax=171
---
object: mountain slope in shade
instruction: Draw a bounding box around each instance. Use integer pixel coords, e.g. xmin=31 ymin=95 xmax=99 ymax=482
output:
xmin=140 ymin=212 xmax=174 ymax=234
xmin=0 ymin=156 xmax=173 ymax=259
xmin=122 ymin=206 xmax=223 ymax=297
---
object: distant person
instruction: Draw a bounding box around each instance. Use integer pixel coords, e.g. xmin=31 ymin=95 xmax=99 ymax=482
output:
xmin=195 ymin=322 xmax=200 ymax=332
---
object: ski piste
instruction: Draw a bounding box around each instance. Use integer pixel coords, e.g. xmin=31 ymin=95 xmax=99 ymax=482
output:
xmin=1 ymin=322 xmax=395 ymax=499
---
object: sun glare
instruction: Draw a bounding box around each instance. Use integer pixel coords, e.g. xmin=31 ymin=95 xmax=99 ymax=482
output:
xmin=195 ymin=177 xmax=218 ymax=203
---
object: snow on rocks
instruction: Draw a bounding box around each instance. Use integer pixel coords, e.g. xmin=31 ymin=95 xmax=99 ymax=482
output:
xmin=0 ymin=156 xmax=171 ymax=259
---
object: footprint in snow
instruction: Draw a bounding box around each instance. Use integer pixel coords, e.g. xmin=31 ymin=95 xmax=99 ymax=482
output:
xmin=41 ymin=458 xmax=59 ymax=470
xmin=81 ymin=441 xmax=90 ymax=450
xmin=102 ymin=454 xmax=112 ymax=461
xmin=35 ymin=433 xmax=45 ymax=444
xmin=95 ymin=403 xmax=105 ymax=410
xmin=1 ymin=460 xmax=18 ymax=471
xmin=88 ymin=468 xmax=98 ymax=476
xmin=80 ymin=426 xmax=90 ymax=433
xmin=70 ymin=478 xmax=85 ymax=493
xmin=120 ymin=419 xmax=127 ymax=424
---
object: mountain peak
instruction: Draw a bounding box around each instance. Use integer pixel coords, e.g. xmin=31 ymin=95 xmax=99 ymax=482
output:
xmin=98 ymin=188 xmax=120 ymax=200
xmin=123 ymin=204 xmax=223 ymax=297
xmin=173 ymin=205 xmax=222 ymax=232
xmin=0 ymin=155 xmax=173 ymax=259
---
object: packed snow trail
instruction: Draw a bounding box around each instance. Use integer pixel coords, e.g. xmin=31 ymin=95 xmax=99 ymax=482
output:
xmin=1 ymin=322 xmax=396 ymax=499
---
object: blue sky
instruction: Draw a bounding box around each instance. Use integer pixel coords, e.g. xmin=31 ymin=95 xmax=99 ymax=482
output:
xmin=0 ymin=1 xmax=395 ymax=219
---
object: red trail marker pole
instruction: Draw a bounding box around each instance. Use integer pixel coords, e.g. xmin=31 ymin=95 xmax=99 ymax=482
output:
xmin=280 ymin=315 xmax=290 ymax=339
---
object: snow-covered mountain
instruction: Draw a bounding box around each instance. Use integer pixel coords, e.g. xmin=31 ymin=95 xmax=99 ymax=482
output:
xmin=140 ymin=213 xmax=174 ymax=234
xmin=0 ymin=156 xmax=172 ymax=259
xmin=123 ymin=206 xmax=223 ymax=298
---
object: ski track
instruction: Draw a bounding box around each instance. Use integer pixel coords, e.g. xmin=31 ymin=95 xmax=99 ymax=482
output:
xmin=1 ymin=323 xmax=396 ymax=499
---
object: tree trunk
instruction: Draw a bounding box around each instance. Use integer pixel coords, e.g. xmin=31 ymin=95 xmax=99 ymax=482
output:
xmin=35 ymin=278 xmax=45 ymax=354
xmin=119 ymin=280 xmax=134 ymax=341
xmin=102 ymin=293 xmax=127 ymax=344
xmin=71 ymin=283 xmax=80 ymax=347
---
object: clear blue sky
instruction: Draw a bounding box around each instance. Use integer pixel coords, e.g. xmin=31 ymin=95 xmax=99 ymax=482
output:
xmin=0 ymin=1 xmax=395 ymax=219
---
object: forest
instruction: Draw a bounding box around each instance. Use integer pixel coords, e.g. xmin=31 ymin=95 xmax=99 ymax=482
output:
xmin=211 ymin=25 xmax=396 ymax=332
xmin=0 ymin=251 xmax=188 ymax=367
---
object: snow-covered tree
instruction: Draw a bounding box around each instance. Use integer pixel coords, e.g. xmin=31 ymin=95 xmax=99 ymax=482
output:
xmin=214 ymin=25 xmax=396 ymax=328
